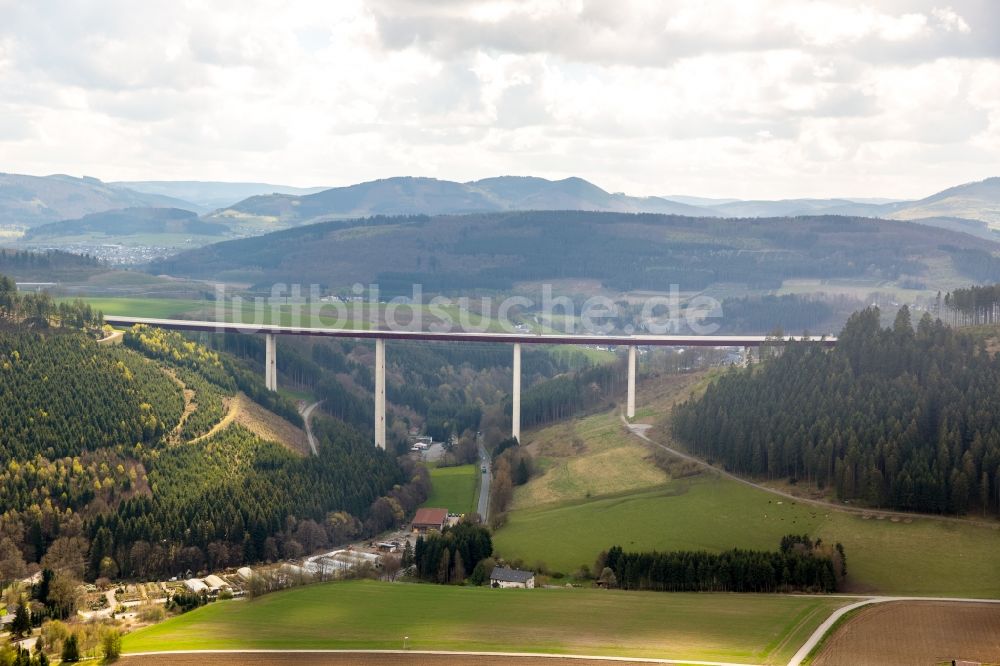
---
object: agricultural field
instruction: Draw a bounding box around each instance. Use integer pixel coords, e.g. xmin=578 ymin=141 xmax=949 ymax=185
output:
xmin=63 ymin=296 xmax=208 ymax=319
xmin=812 ymin=600 xmax=1000 ymax=665
xmin=122 ymin=579 xmax=848 ymax=664
xmin=424 ymin=464 xmax=479 ymax=515
xmin=121 ymin=655 xmax=692 ymax=666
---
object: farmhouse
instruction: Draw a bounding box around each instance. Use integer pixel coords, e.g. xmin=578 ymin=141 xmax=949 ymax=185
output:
xmin=411 ymin=507 xmax=448 ymax=534
xmin=490 ymin=566 xmax=535 ymax=589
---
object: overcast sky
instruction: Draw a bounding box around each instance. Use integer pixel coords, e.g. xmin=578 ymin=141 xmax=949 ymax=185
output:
xmin=1 ymin=0 xmax=998 ymax=199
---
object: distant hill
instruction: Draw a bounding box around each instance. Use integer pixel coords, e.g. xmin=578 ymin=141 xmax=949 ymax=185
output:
xmin=208 ymin=174 xmax=1000 ymax=234
xmin=151 ymin=210 xmax=997 ymax=294
xmin=886 ymin=177 xmax=1000 ymax=226
xmin=705 ymin=198 xmax=893 ymax=218
xmin=696 ymin=178 xmax=1000 ymax=229
xmin=0 ymin=173 xmax=202 ymax=226
xmin=23 ymin=207 xmax=228 ymax=240
xmin=113 ymin=180 xmax=330 ymax=210
xmin=207 ymin=175 xmax=714 ymax=227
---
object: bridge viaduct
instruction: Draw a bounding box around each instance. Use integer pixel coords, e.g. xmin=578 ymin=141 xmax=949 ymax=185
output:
xmin=105 ymin=316 xmax=835 ymax=449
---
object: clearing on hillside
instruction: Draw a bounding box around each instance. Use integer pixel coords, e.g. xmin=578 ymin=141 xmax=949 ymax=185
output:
xmin=514 ymin=371 xmax=704 ymax=507
xmin=194 ymin=393 xmax=310 ymax=455
xmin=812 ymin=600 xmax=1000 ymax=665
xmin=122 ymin=579 xmax=847 ymax=665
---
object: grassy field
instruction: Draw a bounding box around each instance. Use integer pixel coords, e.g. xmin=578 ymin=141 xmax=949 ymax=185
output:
xmin=82 ymin=295 xmax=521 ymax=333
xmin=122 ymin=580 xmax=848 ymax=664
xmin=424 ymin=465 xmax=479 ymax=515
xmin=495 ymin=471 xmax=1000 ymax=597
xmin=515 ymin=411 xmax=669 ymax=507
xmin=514 ymin=372 xmax=705 ymax=508
xmin=66 ymin=297 xmax=209 ymax=318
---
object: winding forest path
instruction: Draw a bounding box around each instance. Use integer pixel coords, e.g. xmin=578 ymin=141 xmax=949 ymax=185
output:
xmin=300 ymin=400 xmax=322 ymax=456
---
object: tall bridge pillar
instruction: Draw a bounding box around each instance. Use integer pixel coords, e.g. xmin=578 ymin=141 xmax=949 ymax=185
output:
xmin=512 ymin=342 xmax=521 ymax=442
xmin=265 ymin=333 xmax=277 ymax=391
xmin=627 ymin=345 xmax=636 ymax=419
xmin=375 ymin=337 xmax=386 ymax=450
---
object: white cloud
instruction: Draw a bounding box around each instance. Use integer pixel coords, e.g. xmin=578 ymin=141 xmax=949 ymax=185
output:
xmin=0 ymin=0 xmax=995 ymax=198
xmin=933 ymin=6 xmax=972 ymax=33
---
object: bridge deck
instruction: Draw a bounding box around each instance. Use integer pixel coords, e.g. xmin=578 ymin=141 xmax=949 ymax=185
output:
xmin=104 ymin=316 xmax=837 ymax=347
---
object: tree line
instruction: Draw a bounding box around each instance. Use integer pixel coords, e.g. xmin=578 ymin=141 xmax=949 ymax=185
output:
xmin=597 ymin=535 xmax=844 ymax=593
xmin=944 ymin=284 xmax=1000 ymax=326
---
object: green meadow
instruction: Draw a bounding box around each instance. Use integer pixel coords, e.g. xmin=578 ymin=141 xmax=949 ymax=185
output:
xmin=123 ymin=579 xmax=848 ymax=664
xmin=424 ymin=464 xmax=479 ymax=515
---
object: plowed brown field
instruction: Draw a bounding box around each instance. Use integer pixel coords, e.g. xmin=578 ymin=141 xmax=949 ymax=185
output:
xmin=813 ymin=600 xmax=1000 ymax=666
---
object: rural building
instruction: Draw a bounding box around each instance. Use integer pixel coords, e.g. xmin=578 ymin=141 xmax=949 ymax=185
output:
xmin=237 ymin=567 xmax=254 ymax=581
xmin=184 ymin=578 xmax=209 ymax=594
xmin=304 ymin=549 xmax=382 ymax=577
xmin=203 ymin=574 xmax=231 ymax=594
xmin=490 ymin=566 xmax=535 ymax=589
xmin=411 ymin=507 xmax=448 ymax=534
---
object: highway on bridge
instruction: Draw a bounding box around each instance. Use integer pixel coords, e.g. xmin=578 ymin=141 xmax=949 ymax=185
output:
xmin=104 ymin=315 xmax=837 ymax=348
xmin=105 ymin=315 xmax=836 ymax=449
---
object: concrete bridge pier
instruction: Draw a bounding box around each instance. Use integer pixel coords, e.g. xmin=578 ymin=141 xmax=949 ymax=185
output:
xmin=265 ymin=333 xmax=277 ymax=391
xmin=512 ymin=342 xmax=521 ymax=442
xmin=627 ymin=345 xmax=636 ymax=419
xmin=375 ymin=337 xmax=386 ymax=450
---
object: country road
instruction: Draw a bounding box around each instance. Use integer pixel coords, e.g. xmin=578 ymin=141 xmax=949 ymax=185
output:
xmin=300 ymin=401 xmax=322 ymax=456
xmin=477 ymin=436 xmax=491 ymax=520
xmin=621 ymin=415 xmax=1000 ymax=530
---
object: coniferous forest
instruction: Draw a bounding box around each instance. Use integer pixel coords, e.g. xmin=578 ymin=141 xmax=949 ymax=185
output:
xmin=673 ymin=306 xmax=1000 ymax=515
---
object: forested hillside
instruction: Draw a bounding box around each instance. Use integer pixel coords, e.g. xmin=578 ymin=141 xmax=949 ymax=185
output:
xmin=0 ymin=276 xmax=416 ymax=594
xmin=673 ymin=307 xmax=1000 ymax=515
xmin=0 ymin=330 xmax=183 ymax=459
xmin=149 ymin=211 xmax=996 ymax=293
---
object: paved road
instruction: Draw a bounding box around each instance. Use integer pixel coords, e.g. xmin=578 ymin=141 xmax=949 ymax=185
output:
xmin=621 ymin=416 xmax=1000 ymax=529
xmin=300 ymin=401 xmax=322 ymax=456
xmin=477 ymin=437 xmax=491 ymax=520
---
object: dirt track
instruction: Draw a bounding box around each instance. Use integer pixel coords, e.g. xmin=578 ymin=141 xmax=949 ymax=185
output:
xmin=122 ymin=654 xmax=662 ymax=666
xmin=813 ymin=600 xmax=1000 ymax=665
